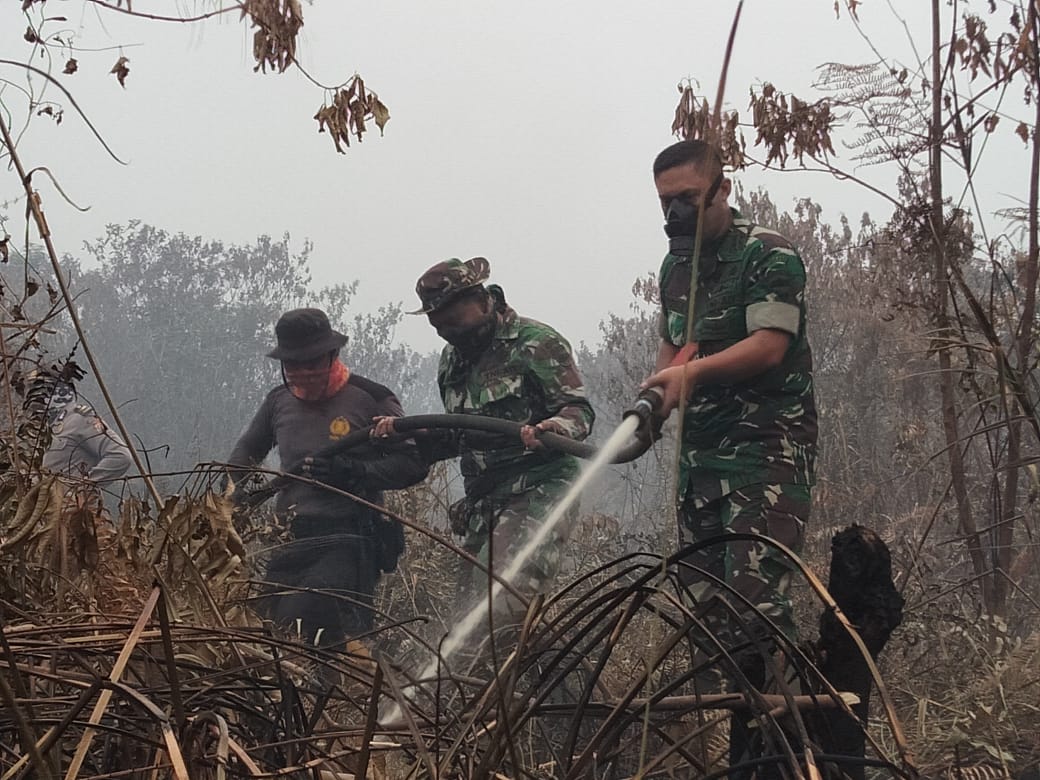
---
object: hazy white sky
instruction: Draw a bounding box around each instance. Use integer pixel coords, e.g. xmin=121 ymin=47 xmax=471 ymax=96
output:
xmin=2 ymin=1 xmax=1027 ymax=353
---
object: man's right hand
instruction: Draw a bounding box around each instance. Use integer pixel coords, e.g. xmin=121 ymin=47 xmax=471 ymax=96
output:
xmin=300 ymin=454 xmax=367 ymax=491
xmin=639 ymin=364 xmax=694 ymax=416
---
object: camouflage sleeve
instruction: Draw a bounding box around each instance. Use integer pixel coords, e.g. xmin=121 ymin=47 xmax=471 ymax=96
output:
xmin=525 ymin=327 xmax=595 ymax=441
xmin=743 ymin=239 xmax=806 ymax=337
xmin=436 ymin=349 xmax=453 ymax=412
xmin=657 ymin=254 xmax=687 ymax=345
xmin=418 ymin=354 xmax=463 ymax=462
xmin=658 ymin=308 xmax=672 ymax=342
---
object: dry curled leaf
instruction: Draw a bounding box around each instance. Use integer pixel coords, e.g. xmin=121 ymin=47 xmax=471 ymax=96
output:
xmin=36 ymin=105 xmax=63 ymax=125
xmin=242 ymin=0 xmax=304 ymax=74
xmin=110 ymin=56 xmax=130 ymax=88
xmin=833 ymin=0 xmax=861 ymax=19
xmin=371 ymin=98 xmax=390 ymax=134
xmin=747 ymin=83 xmax=836 ymax=168
xmin=1015 ymin=122 xmax=1030 ymax=144
xmin=670 ymin=81 xmax=746 ymax=169
xmin=63 ymin=58 xmax=78 ymax=75
xmin=24 ymin=26 xmax=38 ymax=43
xmin=0 ymin=234 xmax=9 ymax=264
xmin=313 ymin=75 xmax=390 ymax=154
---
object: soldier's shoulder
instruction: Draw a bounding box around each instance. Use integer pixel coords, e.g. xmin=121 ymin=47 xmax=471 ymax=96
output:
xmin=512 ymin=317 xmax=578 ymax=368
xmin=744 ymin=222 xmax=798 ymax=255
xmin=514 ymin=315 xmax=569 ymax=345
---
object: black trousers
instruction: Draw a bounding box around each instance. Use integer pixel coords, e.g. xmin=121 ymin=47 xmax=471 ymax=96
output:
xmin=261 ymin=516 xmax=380 ymax=647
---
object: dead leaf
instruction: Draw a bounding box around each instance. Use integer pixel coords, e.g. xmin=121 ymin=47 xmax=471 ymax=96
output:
xmin=35 ymin=105 xmax=63 ymax=124
xmin=1016 ymin=122 xmax=1030 ymax=144
xmin=372 ymin=99 xmax=390 ymax=134
xmin=244 ymin=0 xmax=304 ymax=73
xmin=23 ymin=26 xmax=38 ymax=43
xmin=25 ymin=279 xmax=39 ymax=298
xmin=0 ymin=234 xmax=9 ymax=264
xmin=63 ymin=58 xmax=78 ymax=75
xmin=110 ymin=56 xmax=130 ymax=88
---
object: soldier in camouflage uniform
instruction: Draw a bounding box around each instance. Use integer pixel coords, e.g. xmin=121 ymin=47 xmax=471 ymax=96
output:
xmin=641 ymin=141 xmax=817 ymax=688
xmin=376 ymin=257 xmax=595 ymax=607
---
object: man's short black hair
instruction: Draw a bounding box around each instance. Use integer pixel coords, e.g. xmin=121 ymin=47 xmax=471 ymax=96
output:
xmin=653 ymin=140 xmax=724 ymax=179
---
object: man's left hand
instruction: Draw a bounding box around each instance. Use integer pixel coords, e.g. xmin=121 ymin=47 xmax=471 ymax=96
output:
xmin=300 ymin=454 xmax=367 ymax=491
xmin=520 ymin=419 xmax=566 ymax=450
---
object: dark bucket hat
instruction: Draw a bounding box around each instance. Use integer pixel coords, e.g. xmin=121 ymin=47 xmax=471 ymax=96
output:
xmin=266 ymin=308 xmax=348 ymax=361
xmin=408 ymin=257 xmax=491 ymax=314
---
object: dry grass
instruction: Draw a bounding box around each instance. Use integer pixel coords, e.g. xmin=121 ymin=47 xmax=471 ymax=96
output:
xmin=0 ymin=461 xmax=1035 ymax=777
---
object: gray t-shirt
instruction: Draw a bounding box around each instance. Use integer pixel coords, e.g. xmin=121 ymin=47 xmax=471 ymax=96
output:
xmin=228 ymin=375 xmax=426 ymax=523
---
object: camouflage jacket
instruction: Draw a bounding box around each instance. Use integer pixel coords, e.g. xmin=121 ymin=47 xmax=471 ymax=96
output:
xmin=436 ymin=302 xmax=595 ymax=501
xmin=658 ymin=209 xmax=817 ymax=506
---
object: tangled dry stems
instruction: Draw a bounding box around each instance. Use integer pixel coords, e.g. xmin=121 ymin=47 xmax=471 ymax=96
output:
xmin=0 ymin=468 xmax=1035 ymax=778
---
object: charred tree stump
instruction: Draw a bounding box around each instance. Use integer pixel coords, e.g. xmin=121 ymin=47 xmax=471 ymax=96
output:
xmin=813 ymin=524 xmax=904 ymax=780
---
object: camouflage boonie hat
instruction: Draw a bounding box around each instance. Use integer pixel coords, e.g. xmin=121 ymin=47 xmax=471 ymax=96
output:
xmin=408 ymin=257 xmax=491 ymax=314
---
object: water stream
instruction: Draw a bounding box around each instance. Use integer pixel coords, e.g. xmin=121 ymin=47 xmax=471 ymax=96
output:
xmin=381 ymin=415 xmax=641 ymax=725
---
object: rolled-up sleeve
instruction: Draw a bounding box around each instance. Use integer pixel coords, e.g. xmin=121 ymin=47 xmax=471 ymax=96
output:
xmin=528 ymin=331 xmax=595 ymax=441
xmin=744 ymin=246 xmax=806 ymax=337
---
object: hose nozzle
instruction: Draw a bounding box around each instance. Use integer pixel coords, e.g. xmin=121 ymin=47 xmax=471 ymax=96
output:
xmin=624 ymin=386 xmax=665 ymax=425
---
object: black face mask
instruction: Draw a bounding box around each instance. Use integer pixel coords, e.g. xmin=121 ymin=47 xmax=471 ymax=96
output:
xmin=439 ymin=312 xmax=497 ymax=357
xmin=662 ymin=171 xmax=724 ymax=256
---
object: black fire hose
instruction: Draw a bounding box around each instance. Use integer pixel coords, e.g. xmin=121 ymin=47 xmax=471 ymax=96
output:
xmin=370 ymin=413 xmax=656 ymax=463
xmin=232 ymin=395 xmax=664 ymax=510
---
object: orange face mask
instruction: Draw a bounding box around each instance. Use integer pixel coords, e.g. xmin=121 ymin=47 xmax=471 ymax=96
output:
xmin=282 ymin=356 xmax=350 ymax=401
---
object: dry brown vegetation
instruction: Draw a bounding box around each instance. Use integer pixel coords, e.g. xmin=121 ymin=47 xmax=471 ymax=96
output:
xmin=0 ymin=460 xmax=1034 ymax=778
xmin=2 ymin=0 xmax=1040 ymax=777
xmin=0 ymin=472 xmax=911 ymax=779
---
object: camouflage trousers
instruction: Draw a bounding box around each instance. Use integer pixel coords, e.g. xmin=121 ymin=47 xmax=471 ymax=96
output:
xmin=677 ymin=482 xmax=809 ymax=663
xmin=452 ymin=477 xmax=577 ymax=612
